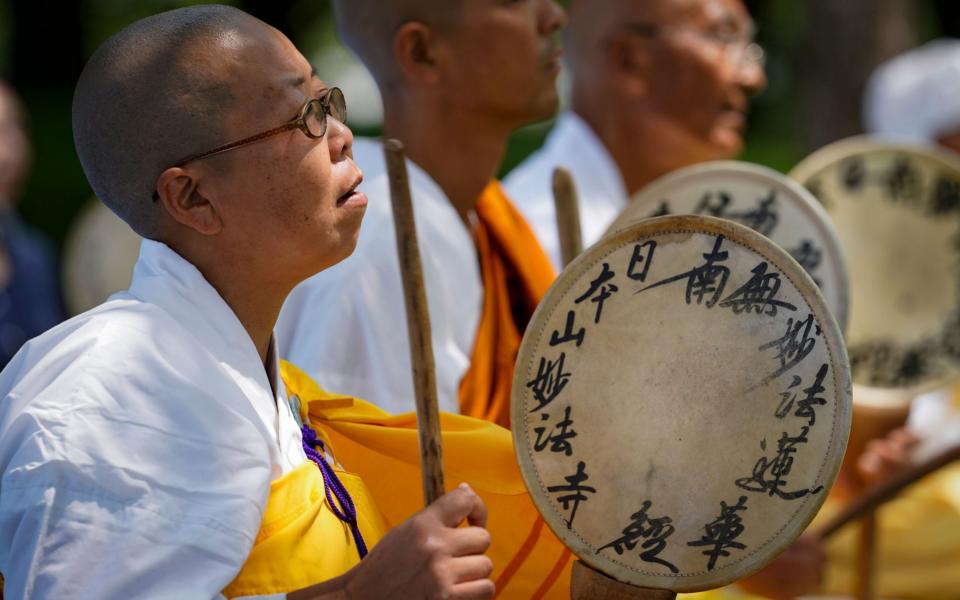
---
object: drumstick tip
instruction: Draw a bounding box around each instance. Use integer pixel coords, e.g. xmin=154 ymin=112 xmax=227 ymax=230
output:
xmin=385 ymin=137 xmax=405 ymax=154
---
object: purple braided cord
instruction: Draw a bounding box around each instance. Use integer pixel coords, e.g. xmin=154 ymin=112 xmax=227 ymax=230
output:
xmin=301 ymin=424 xmax=369 ymax=558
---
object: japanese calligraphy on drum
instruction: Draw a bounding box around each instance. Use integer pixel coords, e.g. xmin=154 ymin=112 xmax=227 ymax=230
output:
xmin=607 ymin=161 xmax=849 ymax=332
xmin=790 ymin=137 xmax=960 ymax=392
xmin=512 ymin=215 xmax=851 ymax=592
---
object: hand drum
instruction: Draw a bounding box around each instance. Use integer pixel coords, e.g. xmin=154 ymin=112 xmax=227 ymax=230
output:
xmin=790 ymin=137 xmax=960 ymax=399
xmin=512 ymin=215 xmax=851 ymax=592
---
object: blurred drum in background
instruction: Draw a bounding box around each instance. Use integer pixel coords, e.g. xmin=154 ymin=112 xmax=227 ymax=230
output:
xmin=606 ymin=161 xmax=849 ymax=332
xmin=790 ymin=137 xmax=960 ymax=493
xmin=790 ymin=137 xmax=960 ymax=396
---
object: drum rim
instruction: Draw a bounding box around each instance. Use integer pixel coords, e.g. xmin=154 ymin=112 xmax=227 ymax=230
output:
xmin=789 ymin=136 xmax=960 ymax=393
xmin=787 ymin=134 xmax=960 ymax=184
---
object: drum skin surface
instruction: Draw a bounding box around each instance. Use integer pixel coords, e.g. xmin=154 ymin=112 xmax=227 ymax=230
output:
xmin=790 ymin=137 xmax=960 ymax=397
xmin=512 ymin=215 xmax=851 ymax=592
xmin=608 ymin=161 xmax=849 ymax=333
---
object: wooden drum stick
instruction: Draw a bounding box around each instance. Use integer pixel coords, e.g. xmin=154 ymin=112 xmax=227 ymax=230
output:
xmin=384 ymin=138 xmax=446 ymax=506
xmin=553 ymin=167 xmax=584 ymax=268
xmin=815 ymin=443 xmax=960 ymax=539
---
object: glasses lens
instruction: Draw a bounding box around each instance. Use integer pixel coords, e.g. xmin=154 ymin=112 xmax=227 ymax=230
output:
xmin=303 ymin=100 xmax=326 ymax=138
xmin=744 ymin=42 xmax=766 ymax=67
xmin=328 ymin=87 xmax=347 ymax=124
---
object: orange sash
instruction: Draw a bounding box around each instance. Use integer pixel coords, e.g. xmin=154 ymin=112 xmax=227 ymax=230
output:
xmin=458 ymin=181 xmax=556 ymax=428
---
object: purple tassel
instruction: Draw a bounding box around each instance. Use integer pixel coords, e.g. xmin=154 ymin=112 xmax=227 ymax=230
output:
xmin=301 ymin=424 xmax=368 ymax=559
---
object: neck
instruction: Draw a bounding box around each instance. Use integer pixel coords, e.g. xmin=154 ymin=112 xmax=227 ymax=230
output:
xmin=177 ymin=239 xmax=288 ymax=366
xmin=382 ymin=95 xmax=512 ymax=221
xmin=212 ymin=275 xmax=284 ymax=366
xmin=573 ymin=97 xmax=669 ymax=197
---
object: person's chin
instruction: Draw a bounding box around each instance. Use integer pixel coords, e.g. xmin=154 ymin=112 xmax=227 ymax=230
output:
xmin=525 ymin=87 xmax=561 ymax=125
xmin=708 ymin=128 xmax=745 ymax=159
xmin=315 ymin=229 xmax=363 ymax=275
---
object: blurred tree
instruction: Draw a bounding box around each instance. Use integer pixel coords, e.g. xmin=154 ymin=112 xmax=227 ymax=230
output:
xmin=797 ymin=0 xmax=923 ymax=152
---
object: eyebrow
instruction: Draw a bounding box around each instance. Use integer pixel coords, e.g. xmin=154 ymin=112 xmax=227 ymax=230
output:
xmin=287 ymin=66 xmax=321 ymax=89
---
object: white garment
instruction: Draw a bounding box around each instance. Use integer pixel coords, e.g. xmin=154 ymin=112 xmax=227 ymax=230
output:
xmin=0 ymin=239 xmax=305 ymax=600
xmin=278 ymin=137 xmax=483 ymax=415
xmin=503 ymin=111 xmax=629 ymax=271
xmin=864 ymin=38 xmax=960 ymax=143
xmin=909 ymin=387 xmax=960 ymax=463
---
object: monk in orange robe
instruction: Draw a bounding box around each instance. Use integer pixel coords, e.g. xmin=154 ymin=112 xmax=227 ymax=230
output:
xmin=277 ymin=0 xmax=563 ymax=430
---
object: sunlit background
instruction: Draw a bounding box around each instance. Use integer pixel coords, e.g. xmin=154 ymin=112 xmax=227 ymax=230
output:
xmin=1 ymin=0 xmax=957 ymax=249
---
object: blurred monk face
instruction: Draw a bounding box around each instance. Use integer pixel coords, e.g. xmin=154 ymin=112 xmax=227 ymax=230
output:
xmin=196 ymin=24 xmax=366 ymax=281
xmin=439 ymin=0 xmax=566 ymax=127
xmin=619 ymin=0 xmax=766 ymax=162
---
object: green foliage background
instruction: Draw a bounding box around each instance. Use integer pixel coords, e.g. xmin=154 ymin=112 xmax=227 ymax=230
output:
xmin=0 ymin=0 xmax=951 ymax=251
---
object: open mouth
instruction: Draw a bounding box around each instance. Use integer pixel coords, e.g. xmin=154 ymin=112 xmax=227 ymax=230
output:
xmin=719 ymin=105 xmax=747 ymax=130
xmin=337 ymin=174 xmax=363 ymax=207
xmin=543 ymin=45 xmax=564 ymax=73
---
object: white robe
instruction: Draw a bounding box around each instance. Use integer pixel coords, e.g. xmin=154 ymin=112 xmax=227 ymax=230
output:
xmin=0 ymin=240 xmax=305 ymax=599
xmin=277 ymin=137 xmax=483 ymax=415
xmin=503 ymin=111 xmax=629 ymax=271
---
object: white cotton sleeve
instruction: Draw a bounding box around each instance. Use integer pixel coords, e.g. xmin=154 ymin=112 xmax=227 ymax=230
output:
xmin=0 ymin=471 xmax=263 ymax=598
xmin=0 ymin=339 xmax=275 ymax=598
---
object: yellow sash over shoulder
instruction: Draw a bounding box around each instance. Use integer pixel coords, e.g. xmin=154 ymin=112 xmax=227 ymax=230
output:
xmin=224 ymin=420 xmax=387 ymax=597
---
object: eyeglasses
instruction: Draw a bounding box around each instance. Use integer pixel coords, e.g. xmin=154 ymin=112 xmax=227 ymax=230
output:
xmin=153 ymin=87 xmax=346 ymax=202
xmin=170 ymin=87 xmax=346 ymax=170
xmin=622 ymin=22 xmax=766 ymax=68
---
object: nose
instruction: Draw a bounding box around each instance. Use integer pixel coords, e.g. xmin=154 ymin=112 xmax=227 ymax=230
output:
xmin=326 ymin=116 xmax=353 ymax=163
xmin=540 ymin=0 xmax=567 ymax=35
xmin=737 ymin=47 xmax=767 ymax=97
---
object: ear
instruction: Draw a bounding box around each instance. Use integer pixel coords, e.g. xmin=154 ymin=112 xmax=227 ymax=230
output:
xmin=155 ymin=167 xmax=223 ymax=236
xmin=393 ymin=21 xmax=443 ymax=85
xmin=607 ymin=34 xmax=650 ymax=97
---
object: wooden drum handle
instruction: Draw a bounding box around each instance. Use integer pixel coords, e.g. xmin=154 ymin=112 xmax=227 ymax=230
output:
xmin=553 ymin=167 xmax=584 ymax=268
xmin=815 ymin=443 xmax=960 ymax=539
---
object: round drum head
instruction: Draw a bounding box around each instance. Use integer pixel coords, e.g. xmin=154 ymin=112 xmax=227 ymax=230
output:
xmin=607 ymin=161 xmax=849 ymax=332
xmin=512 ymin=215 xmax=851 ymax=592
xmin=789 ymin=137 xmax=960 ymax=394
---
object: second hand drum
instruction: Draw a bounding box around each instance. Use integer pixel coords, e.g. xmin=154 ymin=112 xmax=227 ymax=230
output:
xmin=606 ymin=161 xmax=849 ymax=333
xmin=790 ymin=136 xmax=960 ymax=399
xmin=512 ymin=215 xmax=851 ymax=592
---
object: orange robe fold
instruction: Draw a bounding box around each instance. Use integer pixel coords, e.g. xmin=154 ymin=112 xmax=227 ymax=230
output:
xmin=283 ymin=361 xmax=573 ymax=599
xmin=459 ymin=181 xmax=556 ymax=428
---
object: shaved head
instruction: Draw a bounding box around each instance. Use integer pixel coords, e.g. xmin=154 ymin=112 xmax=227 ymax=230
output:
xmin=566 ymin=0 xmax=688 ymax=75
xmin=72 ymin=4 xmax=263 ymax=239
xmin=331 ymin=0 xmax=464 ymax=86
